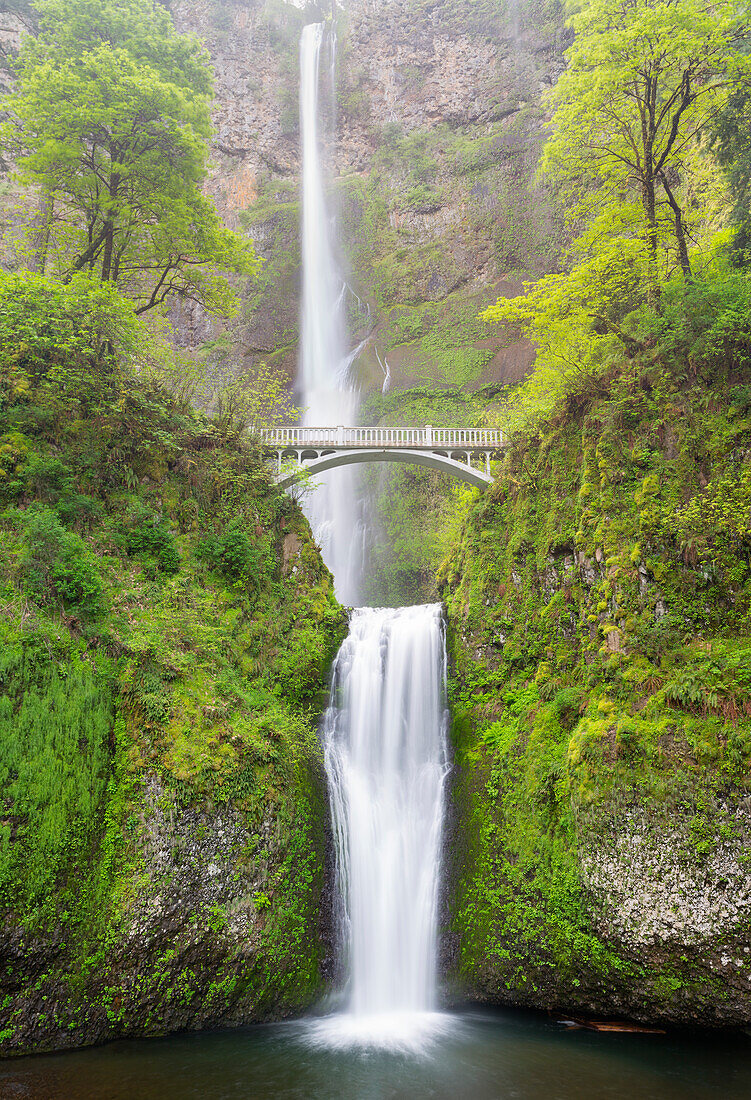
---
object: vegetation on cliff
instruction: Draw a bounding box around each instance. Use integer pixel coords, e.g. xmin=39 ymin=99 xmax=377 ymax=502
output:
xmin=485 ymin=0 xmax=751 ymax=429
xmin=0 ymin=270 xmax=344 ymax=1054
xmin=2 ymin=0 xmax=257 ymax=313
xmin=443 ymin=267 xmax=751 ymax=1023
xmin=440 ymin=0 xmax=751 ymax=1025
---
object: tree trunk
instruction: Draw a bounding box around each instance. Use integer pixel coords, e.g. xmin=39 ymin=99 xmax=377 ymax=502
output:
xmin=101 ymin=165 xmax=120 ymax=282
xmin=659 ymin=173 xmax=692 ymax=280
xmin=100 ymin=220 xmax=115 ymax=281
xmin=69 ymin=226 xmax=107 ymax=277
xmin=31 ymin=190 xmax=53 ymax=274
xmin=642 ymin=176 xmax=661 ymax=306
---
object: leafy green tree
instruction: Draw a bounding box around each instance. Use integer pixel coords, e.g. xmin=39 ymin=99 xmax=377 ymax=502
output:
xmin=542 ymin=0 xmax=749 ymax=290
xmin=484 ymin=0 xmax=751 ymax=428
xmin=0 ymin=270 xmax=197 ymax=490
xmin=0 ymin=269 xmax=140 ymax=427
xmin=2 ymin=0 xmax=258 ymax=314
xmin=484 ymin=238 xmax=648 ymax=429
xmin=712 ymin=55 xmax=751 ymax=256
xmin=214 ymin=361 xmax=297 ymax=439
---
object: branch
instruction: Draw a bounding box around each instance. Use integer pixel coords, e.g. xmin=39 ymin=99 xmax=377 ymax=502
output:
xmin=66 ymin=226 xmax=107 ymax=276
xmin=590 ymin=314 xmax=647 ymax=356
xmin=134 ymin=260 xmax=179 ymax=314
xmin=653 ymin=74 xmax=696 ymax=175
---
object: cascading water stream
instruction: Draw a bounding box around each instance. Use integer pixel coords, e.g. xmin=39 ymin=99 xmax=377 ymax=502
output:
xmin=297 ymin=23 xmax=451 ymax=1051
xmin=298 ymin=21 xmax=364 ymax=605
xmin=314 ymin=605 xmax=450 ymax=1046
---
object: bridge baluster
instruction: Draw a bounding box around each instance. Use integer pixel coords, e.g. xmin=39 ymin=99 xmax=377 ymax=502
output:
xmin=263 ymin=425 xmax=503 ymax=489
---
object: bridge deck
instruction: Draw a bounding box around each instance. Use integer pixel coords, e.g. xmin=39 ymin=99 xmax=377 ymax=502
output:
xmin=262 ymin=425 xmax=504 ymax=450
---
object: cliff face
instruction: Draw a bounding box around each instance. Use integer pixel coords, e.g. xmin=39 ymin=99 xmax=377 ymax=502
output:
xmin=1 ymin=489 xmax=343 ymax=1056
xmin=440 ymin=340 xmax=751 ymax=1027
xmin=165 ymin=0 xmax=570 ymax=603
xmin=169 ymin=0 xmax=568 ymax=401
xmin=1 ymin=0 xmax=569 ymax=603
xmin=0 ymin=276 xmax=346 ymax=1055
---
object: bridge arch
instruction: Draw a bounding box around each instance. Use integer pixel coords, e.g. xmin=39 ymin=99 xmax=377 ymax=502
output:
xmin=277 ymin=447 xmax=492 ymax=490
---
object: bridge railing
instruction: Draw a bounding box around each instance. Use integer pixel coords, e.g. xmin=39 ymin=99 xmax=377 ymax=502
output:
xmin=261 ymin=425 xmax=504 ymax=449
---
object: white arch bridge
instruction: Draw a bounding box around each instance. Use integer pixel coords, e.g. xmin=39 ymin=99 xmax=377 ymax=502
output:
xmin=261 ymin=425 xmax=505 ymax=490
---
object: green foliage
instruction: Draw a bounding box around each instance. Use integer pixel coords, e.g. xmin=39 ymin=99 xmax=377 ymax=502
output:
xmin=486 ymin=259 xmax=751 ymax=432
xmin=551 ymin=686 xmax=584 ymax=731
xmin=0 ymin=270 xmax=140 ymax=395
xmin=396 ymin=183 xmax=443 ymax=213
xmin=17 ymin=506 xmax=105 ymax=619
xmin=484 ymin=0 xmax=751 ymax=433
xmin=213 ymin=362 xmax=298 ymax=438
xmin=1 ymin=0 xmax=258 ymax=314
xmin=712 ymin=60 xmax=751 ymax=255
xmin=124 ymin=509 xmax=181 ymax=576
xmin=0 ymin=265 xmax=345 ymax=1051
xmin=0 ymin=271 xmax=207 ymax=489
xmin=197 ymin=519 xmax=267 ymax=588
xmin=442 ymin=309 xmax=751 ymax=1007
xmin=544 ymin=0 xmax=746 ymax=285
xmin=0 ymin=640 xmax=113 ymax=916
xmin=483 ymin=236 xmax=653 ymax=429
xmin=11 ymin=452 xmax=101 ymax=525
xmin=663 ymin=643 xmax=751 ymax=723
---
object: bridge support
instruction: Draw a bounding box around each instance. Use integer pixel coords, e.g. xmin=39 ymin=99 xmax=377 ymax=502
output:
xmin=276 ymin=447 xmax=493 ymax=490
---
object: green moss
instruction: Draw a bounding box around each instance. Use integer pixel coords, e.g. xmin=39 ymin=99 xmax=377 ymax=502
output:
xmin=0 ymin=640 xmax=114 ymax=918
xmin=0 ymin=283 xmax=346 ymax=1052
xmin=442 ymin=346 xmax=751 ymax=1013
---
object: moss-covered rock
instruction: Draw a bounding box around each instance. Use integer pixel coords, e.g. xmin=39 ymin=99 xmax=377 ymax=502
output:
xmin=0 ymin=276 xmax=346 ymax=1055
xmin=440 ymin=349 xmax=751 ymax=1027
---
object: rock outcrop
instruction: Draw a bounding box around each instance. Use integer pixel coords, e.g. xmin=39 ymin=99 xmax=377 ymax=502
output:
xmin=441 ymin=335 xmax=751 ymax=1028
xmin=169 ymin=0 xmax=569 ymax=398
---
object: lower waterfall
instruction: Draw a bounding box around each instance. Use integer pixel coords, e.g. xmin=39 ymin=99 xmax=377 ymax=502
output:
xmin=297 ymin=16 xmax=450 ymax=1055
xmin=310 ymin=604 xmax=450 ymax=1049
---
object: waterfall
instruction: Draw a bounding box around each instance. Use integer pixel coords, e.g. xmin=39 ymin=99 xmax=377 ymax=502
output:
xmin=297 ymin=22 xmax=451 ymax=1052
xmin=298 ymin=21 xmax=364 ymax=605
xmin=311 ymin=605 xmax=450 ymax=1048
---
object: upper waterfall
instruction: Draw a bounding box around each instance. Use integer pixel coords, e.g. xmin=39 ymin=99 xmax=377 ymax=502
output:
xmin=298 ymin=21 xmax=364 ymax=604
xmin=299 ymin=21 xmax=348 ymax=414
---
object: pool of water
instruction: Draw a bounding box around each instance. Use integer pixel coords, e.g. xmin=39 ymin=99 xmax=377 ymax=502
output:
xmin=2 ymin=1007 xmax=751 ymax=1100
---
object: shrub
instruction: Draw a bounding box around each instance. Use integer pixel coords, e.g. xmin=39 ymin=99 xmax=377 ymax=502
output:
xmin=552 ymin=686 xmax=585 ymax=731
xmin=125 ymin=510 xmax=181 ymax=574
xmin=198 ymin=521 xmax=266 ymax=588
xmin=0 ymin=271 xmax=139 ymax=398
xmin=14 ymin=451 xmax=100 ymax=526
xmin=20 ymin=507 xmax=105 ymax=619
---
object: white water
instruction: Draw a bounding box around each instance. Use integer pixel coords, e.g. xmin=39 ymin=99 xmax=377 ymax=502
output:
xmin=297 ymin=23 xmax=451 ymax=1053
xmin=310 ymin=605 xmax=450 ymax=1049
xmin=298 ymin=22 xmax=364 ymax=605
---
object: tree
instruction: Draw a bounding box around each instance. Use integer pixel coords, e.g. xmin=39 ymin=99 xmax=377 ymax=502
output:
xmin=483 ymin=0 xmax=751 ymax=430
xmin=1 ymin=0 xmax=259 ymax=314
xmin=542 ymin=0 xmax=749 ymax=291
xmin=712 ymin=55 xmax=751 ymax=257
xmin=214 ymin=362 xmax=297 ymax=440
